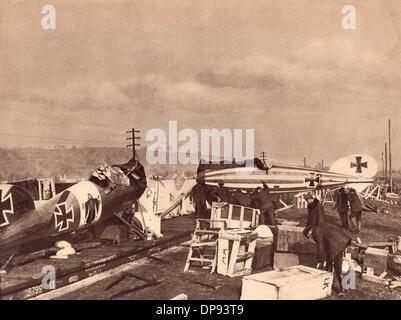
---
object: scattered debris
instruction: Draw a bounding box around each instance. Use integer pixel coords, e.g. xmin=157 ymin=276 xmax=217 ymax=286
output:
xmin=361 ymin=272 xmax=390 ymax=286
xmin=193 ymin=280 xmax=222 ymax=291
xmin=51 ymin=240 xmax=76 ymax=259
xmin=0 ymin=252 xmax=17 ymax=274
xmin=363 ymin=247 xmax=389 ymax=276
xmin=105 ymin=274 xmax=127 ymax=291
xmin=105 ymin=272 xmax=157 ymax=291
xmin=170 ymin=293 xmax=188 ymax=300
xmin=148 ymin=255 xmax=172 ymax=265
xmin=109 ymin=280 xmax=161 ymax=299
xmin=389 ymin=276 xmax=401 ymax=289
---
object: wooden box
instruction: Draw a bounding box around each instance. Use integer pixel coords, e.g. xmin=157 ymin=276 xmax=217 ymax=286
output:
xmin=217 ymin=230 xmax=257 ymax=277
xmin=276 ymin=225 xmax=316 ymax=254
xmin=364 ymin=247 xmax=389 ymax=275
xmin=252 ymin=239 xmax=274 ymax=269
xmin=273 ymin=252 xmax=317 ymax=269
xmin=241 ymin=265 xmax=333 ymax=300
xmin=210 ymin=202 xmax=259 ymax=229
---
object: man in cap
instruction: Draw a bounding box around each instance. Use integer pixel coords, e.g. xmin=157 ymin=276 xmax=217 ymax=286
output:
xmin=190 ymin=175 xmax=208 ymax=219
xmin=347 ymin=188 xmax=363 ymax=233
xmin=303 ymin=192 xmax=351 ymax=296
xmin=233 ymin=189 xmax=253 ymax=207
xmin=332 ymin=187 xmax=350 ymax=229
xmin=252 ymin=183 xmax=276 ymax=226
xmin=211 ymin=181 xmax=233 ymax=204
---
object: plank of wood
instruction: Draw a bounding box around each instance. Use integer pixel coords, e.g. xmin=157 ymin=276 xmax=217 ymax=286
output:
xmin=30 ymin=258 xmax=149 ymax=300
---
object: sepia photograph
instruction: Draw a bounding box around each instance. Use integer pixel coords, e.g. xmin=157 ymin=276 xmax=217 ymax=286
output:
xmin=0 ymin=0 xmax=401 ymax=305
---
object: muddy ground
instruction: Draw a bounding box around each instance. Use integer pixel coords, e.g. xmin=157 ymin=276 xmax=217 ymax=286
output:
xmin=61 ymin=204 xmax=401 ymax=300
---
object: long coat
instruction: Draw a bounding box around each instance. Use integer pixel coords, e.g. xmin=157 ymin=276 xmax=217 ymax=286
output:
xmin=348 ymin=193 xmax=363 ymax=213
xmin=251 ymin=189 xmax=276 ymax=210
xmin=334 ymin=192 xmax=349 ymax=213
xmin=306 ymin=198 xmax=326 ymax=227
xmin=312 ymin=224 xmax=351 ymax=263
xmin=211 ymin=186 xmax=233 ymax=203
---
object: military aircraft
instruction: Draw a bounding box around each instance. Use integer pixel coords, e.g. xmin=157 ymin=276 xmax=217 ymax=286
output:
xmin=0 ymin=158 xmax=147 ymax=263
xmin=197 ymin=154 xmax=378 ymax=194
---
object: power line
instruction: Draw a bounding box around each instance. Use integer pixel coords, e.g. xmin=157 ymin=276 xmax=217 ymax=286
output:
xmin=1 ymin=115 xmax=124 ymax=138
xmin=0 ymin=107 xmax=124 ymax=132
xmin=0 ymin=132 xmax=124 ymax=145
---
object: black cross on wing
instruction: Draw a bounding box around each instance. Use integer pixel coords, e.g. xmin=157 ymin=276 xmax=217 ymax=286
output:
xmin=304 ymin=173 xmax=322 ymax=187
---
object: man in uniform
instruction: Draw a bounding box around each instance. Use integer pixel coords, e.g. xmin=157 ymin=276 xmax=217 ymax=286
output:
xmin=211 ymin=181 xmax=233 ymax=203
xmin=190 ymin=176 xmax=208 ymax=219
xmin=348 ymin=188 xmax=363 ymax=233
xmin=303 ymin=192 xmax=351 ymax=296
xmin=252 ymin=183 xmax=276 ymax=226
xmin=332 ymin=187 xmax=349 ymax=229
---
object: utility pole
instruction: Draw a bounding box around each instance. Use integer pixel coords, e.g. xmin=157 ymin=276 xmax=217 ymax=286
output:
xmin=321 ymin=159 xmax=324 ymax=171
xmin=389 ymin=119 xmax=393 ymax=192
xmin=126 ymin=128 xmax=141 ymax=160
xmin=385 ymin=142 xmax=388 ymax=182
xmin=381 ymin=152 xmax=384 ymax=179
xmin=303 ymin=157 xmax=307 ymax=168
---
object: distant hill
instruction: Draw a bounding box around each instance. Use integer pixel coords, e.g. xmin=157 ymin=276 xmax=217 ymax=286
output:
xmin=0 ymin=147 xmax=197 ymax=181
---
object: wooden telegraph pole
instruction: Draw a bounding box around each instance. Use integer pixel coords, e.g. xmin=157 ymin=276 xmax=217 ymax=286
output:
xmin=126 ymin=128 xmax=141 ymax=160
xmin=385 ymin=142 xmax=388 ymax=182
xmin=389 ymin=119 xmax=393 ymax=192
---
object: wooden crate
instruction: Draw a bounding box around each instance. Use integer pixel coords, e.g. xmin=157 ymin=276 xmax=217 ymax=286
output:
xmin=217 ymin=230 xmax=258 ymax=277
xmin=276 ymin=225 xmax=316 ymax=254
xmin=252 ymin=239 xmax=274 ymax=269
xmin=210 ymin=202 xmax=259 ymax=229
xmin=241 ymin=265 xmax=333 ymax=300
xmin=364 ymin=247 xmax=389 ymax=275
xmin=273 ymin=252 xmax=317 ymax=269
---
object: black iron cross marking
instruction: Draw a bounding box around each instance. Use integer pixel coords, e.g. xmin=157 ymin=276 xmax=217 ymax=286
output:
xmin=0 ymin=189 xmax=13 ymax=227
xmin=350 ymin=156 xmax=368 ymax=173
xmin=305 ymin=173 xmax=321 ymax=187
xmin=54 ymin=202 xmax=74 ymax=232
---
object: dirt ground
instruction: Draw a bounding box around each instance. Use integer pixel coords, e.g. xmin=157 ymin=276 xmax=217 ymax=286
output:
xmin=60 ymin=203 xmax=401 ymax=300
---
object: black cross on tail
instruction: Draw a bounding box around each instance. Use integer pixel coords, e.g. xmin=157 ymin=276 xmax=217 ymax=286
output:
xmin=350 ymin=156 xmax=368 ymax=174
xmin=0 ymin=189 xmax=13 ymax=227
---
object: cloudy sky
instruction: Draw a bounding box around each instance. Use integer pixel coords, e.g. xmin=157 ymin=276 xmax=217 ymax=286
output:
xmin=0 ymin=0 xmax=400 ymax=168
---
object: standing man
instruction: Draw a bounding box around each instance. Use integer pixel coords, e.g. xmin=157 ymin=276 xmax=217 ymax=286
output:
xmin=190 ymin=176 xmax=208 ymax=219
xmin=303 ymin=192 xmax=325 ymax=231
xmin=348 ymin=188 xmax=363 ymax=233
xmin=211 ymin=181 xmax=233 ymax=203
xmin=332 ymin=187 xmax=350 ymax=229
xmin=233 ymin=189 xmax=252 ymax=207
xmin=252 ymin=183 xmax=276 ymax=226
xmin=303 ymin=192 xmax=351 ymax=296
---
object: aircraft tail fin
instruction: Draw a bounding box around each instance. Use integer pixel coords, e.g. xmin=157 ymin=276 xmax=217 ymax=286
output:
xmin=330 ymin=154 xmax=378 ymax=178
xmin=0 ymin=184 xmax=35 ymax=229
